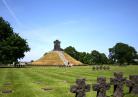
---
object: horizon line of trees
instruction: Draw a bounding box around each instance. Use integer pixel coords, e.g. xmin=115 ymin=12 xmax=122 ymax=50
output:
xmin=59 ymin=43 xmax=138 ymax=65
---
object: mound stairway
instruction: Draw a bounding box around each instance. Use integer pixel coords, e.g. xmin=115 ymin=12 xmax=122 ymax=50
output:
xmin=57 ymin=51 xmax=68 ymax=66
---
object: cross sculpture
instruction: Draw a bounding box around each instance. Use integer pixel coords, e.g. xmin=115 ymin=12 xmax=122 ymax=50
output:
xmin=92 ymin=66 xmax=95 ymax=70
xmin=70 ymin=78 xmax=90 ymax=97
xmin=53 ymin=40 xmax=60 ymax=51
xmin=103 ymin=66 xmax=106 ymax=70
xmin=92 ymin=77 xmax=110 ymax=97
xmin=100 ymin=65 xmax=102 ymax=70
xmin=96 ymin=66 xmax=99 ymax=70
xmin=126 ymin=74 xmax=138 ymax=95
xmin=107 ymin=66 xmax=110 ymax=70
xmin=110 ymin=72 xmax=126 ymax=97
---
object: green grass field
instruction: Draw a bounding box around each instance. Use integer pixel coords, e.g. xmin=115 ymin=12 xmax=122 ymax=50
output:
xmin=0 ymin=65 xmax=138 ymax=97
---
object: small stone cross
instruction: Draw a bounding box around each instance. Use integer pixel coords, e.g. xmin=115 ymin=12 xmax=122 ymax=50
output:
xmin=96 ymin=66 xmax=99 ymax=70
xmin=70 ymin=78 xmax=90 ymax=97
xmin=93 ymin=77 xmax=110 ymax=97
xmin=103 ymin=66 xmax=106 ymax=70
xmin=107 ymin=66 xmax=110 ymax=70
xmin=110 ymin=72 xmax=126 ymax=97
xmin=92 ymin=66 xmax=95 ymax=70
xmin=100 ymin=65 xmax=102 ymax=70
xmin=126 ymin=74 xmax=138 ymax=95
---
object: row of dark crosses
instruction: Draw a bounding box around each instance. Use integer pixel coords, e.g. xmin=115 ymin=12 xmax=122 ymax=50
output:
xmin=119 ymin=64 xmax=127 ymax=67
xmin=59 ymin=65 xmax=71 ymax=68
xmin=70 ymin=72 xmax=138 ymax=97
xmin=92 ymin=66 xmax=110 ymax=70
xmin=14 ymin=65 xmax=25 ymax=67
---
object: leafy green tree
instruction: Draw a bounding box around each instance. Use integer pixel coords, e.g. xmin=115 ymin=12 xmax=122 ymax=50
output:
xmin=109 ymin=43 xmax=137 ymax=65
xmin=0 ymin=17 xmax=30 ymax=64
xmin=64 ymin=46 xmax=79 ymax=60
xmin=83 ymin=53 xmax=91 ymax=64
xmin=90 ymin=50 xmax=101 ymax=64
xmin=78 ymin=52 xmax=86 ymax=63
xmin=100 ymin=53 xmax=108 ymax=64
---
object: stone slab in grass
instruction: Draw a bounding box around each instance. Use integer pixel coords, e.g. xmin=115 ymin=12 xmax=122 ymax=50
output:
xmin=25 ymin=75 xmax=30 ymax=76
xmin=42 ymin=88 xmax=53 ymax=90
xmin=62 ymin=81 xmax=68 ymax=82
xmin=4 ymin=83 xmax=12 ymax=85
xmin=1 ymin=90 xmax=12 ymax=93
xmin=35 ymin=82 xmax=43 ymax=84
xmin=59 ymin=74 xmax=64 ymax=75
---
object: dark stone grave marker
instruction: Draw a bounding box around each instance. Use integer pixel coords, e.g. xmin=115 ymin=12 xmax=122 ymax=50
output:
xmin=70 ymin=78 xmax=90 ymax=97
xmin=100 ymin=65 xmax=102 ymax=70
xmin=92 ymin=66 xmax=95 ymax=70
xmin=126 ymin=74 xmax=138 ymax=95
xmin=42 ymin=88 xmax=53 ymax=90
xmin=103 ymin=66 xmax=106 ymax=70
xmin=110 ymin=72 xmax=126 ymax=97
xmin=4 ymin=83 xmax=12 ymax=85
xmin=93 ymin=77 xmax=110 ymax=97
xmin=2 ymin=90 xmax=12 ymax=93
xmin=107 ymin=66 xmax=110 ymax=70
xmin=96 ymin=66 xmax=99 ymax=70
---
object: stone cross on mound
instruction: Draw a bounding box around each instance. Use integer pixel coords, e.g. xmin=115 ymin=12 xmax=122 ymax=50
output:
xmin=53 ymin=40 xmax=60 ymax=51
xmin=126 ymin=74 xmax=138 ymax=95
xmin=110 ymin=72 xmax=126 ymax=97
xmin=70 ymin=78 xmax=90 ymax=97
xmin=93 ymin=77 xmax=110 ymax=97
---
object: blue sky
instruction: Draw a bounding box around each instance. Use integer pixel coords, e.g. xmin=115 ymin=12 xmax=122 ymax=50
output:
xmin=0 ymin=0 xmax=138 ymax=62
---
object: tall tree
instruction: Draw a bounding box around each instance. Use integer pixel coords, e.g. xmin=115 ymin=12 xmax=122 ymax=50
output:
xmin=109 ymin=43 xmax=137 ymax=65
xmin=78 ymin=52 xmax=86 ymax=63
xmin=100 ymin=53 xmax=108 ymax=64
xmin=90 ymin=50 xmax=101 ymax=64
xmin=0 ymin=17 xmax=30 ymax=64
xmin=64 ymin=46 xmax=79 ymax=60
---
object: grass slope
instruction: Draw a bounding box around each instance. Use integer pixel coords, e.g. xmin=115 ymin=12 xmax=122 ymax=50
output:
xmin=63 ymin=53 xmax=83 ymax=65
xmin=0 ymin=65 xmax=138 ymax=97
xmin=32 ymin=52 xmax=83 ymax=65
xmin=32 ymin=52 xmax=64 ymax=65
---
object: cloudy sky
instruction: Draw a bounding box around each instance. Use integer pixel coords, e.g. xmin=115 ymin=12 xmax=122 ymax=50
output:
xmin=0 ymin=0 xmax=138 ymax=62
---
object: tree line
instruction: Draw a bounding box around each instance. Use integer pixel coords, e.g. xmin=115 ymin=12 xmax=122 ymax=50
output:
xmin=60 ymin=43 xmax=138 ymax=65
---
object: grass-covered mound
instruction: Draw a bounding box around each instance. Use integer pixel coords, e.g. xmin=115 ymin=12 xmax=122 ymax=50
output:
xmin=32 ymin=52 xmax=64 ymax=65
xmin=63 ymin=53 xmax=83 ymax=65
xmin=31 ymin=52 xmax=83 ymax=65
xmin=0 ymin=65 xmax=138 ymax=97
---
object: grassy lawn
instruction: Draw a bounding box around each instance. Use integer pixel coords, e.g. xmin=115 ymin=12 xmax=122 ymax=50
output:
xmin=0 ymin=65 xmax=138 ymax=97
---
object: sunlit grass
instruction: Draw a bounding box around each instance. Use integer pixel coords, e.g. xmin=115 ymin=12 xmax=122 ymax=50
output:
xmin=0 ymin=65 xmax=138 ymax=97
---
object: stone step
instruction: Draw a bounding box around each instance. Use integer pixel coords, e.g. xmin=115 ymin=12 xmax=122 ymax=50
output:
xmin=57 ymin=52 xmax=68 ymax=66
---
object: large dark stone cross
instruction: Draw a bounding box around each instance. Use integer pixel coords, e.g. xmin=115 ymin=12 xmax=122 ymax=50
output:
xmin=53 ymin=40 xmax=60 ymax=51
xmin=126 ymin=74 xmax=138 ymax=95
xmin=70 ymin=78 xmax=90 ymax=97
xmin=92 ymin=77 xmax=110 ymax=97
xmin=110 ymin=72 xmax=126 ymax=97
